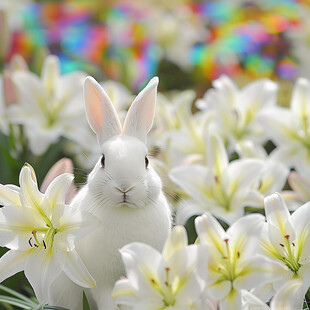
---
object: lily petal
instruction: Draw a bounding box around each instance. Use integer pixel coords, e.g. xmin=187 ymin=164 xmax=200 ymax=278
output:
xmin=258 ymin=107 xmax=298 ymax=145
xmin=288 ymin=172 xmax=310 ymax=202
xmin=195 ymin=213 xmax=227 ymax=256
xmin=250 ymin=282 xmax=275 ymax=303
xmin=174 ymin=199 xmax=205 ymax=225
xmin=222 ymin=159 xmax=263 ymax=197
xmin=41 ymin=55 xmax=60 ymax=95
xmin=290 ymin=78 xmax=310 ymax=120
xmin=270 ymin=279 xmax=303 ymax=310
xmin=0 ymin=249 xmax=27 ymax=283
xmin=240 ymin=78 xmax=278 ymax=109
xmin=48 ymin=272 xmax=84 ymax=310
xmin=19 ymin=165 xmax=44 ymax=213
xmin=241 ymin=290 xmax=269 ymax=310
xmin=11 ymin=71 xmax=43 ymax=108
xmin=219 ymin=289 xmax=241 ymax=310
xmin=206 ymin=133 xmax=228 ymax=177
xmin=63 ymin=249 xmax=96 ymax=288
xmin=212 ymin=75 xmax=238 ymax=108
xmin=25 ymin=249 xmax=63 ymax=304
xmin=112 ymin=278 xmax=138 ymax=306
xmin=207 ymin=280 xmax=232 ymax=301
xmin=259 ymin=161 xmax=289 ymax=196
xmin=0 ymin=204 xmax=46 ymax=250
xmin=132 ymin=299 xmax=165 ymax=310
xmin=120 ymin=242 xmax=164 ymax=299
xmin=162 ymin=225 xmax=187 ymax=261
xmin=228 ymin=213 xmax=265 ymax=257
xmin=41 ymin=158 xmax=74 ymax=193
xmin=264 ymin=193 xmax=295 ymax=239
xmin=291 ymin=202 xmax=310 ymax=264
xmin=0 ymin=184 xmax=20 ymax=206
xmin=169 ymin=245 xmax=206 ymax=302
xmin=24 ymin=124 xmax=61 ymax=156
xmin=54 ymin=205 xmax=100 ymax=250
xmin=233 ymin=255 xmax=288 ymax=290
xmin=44 ymin=173 xmax=74 ymax=213
xmin=169 ymin=165 xmax=211 ymax=204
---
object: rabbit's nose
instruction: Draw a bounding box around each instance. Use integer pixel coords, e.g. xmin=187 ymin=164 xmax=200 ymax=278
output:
xmin=115 ymin=185 xmax=134 ymax=194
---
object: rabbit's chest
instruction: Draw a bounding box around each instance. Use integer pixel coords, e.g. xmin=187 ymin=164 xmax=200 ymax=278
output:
xmin=78 ymin=201 xmax=171 ymax=284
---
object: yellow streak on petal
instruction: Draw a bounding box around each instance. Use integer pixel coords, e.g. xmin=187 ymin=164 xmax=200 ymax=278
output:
xmin=25 ymin=163 xmax=37 ymax=183
xmin=112 ymin=288 xmax=136 ymax=299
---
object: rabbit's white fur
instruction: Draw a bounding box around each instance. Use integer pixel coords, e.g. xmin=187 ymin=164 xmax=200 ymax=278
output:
xmin=71 ymin=76 xmax=172 ymax=310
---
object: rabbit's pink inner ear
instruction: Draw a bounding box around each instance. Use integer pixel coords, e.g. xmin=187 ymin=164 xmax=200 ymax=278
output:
xmin=122 ymin=76 xmax=159 ymax=143
xmin=84 ymin=76 xmax=122 ymax=145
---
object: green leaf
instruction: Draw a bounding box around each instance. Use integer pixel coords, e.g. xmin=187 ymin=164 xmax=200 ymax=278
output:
xmin=42 ymin=306 xmax=70 ymax=310
xmin=0 ymin=295 xmax=34 ymax=309
xmin=1 ymin=302 xmax=14 ymax=310
xmin=0 ymin=285 xmax=37 ymax=306
xmin=83 ymin=291 xmax=90 ymax=310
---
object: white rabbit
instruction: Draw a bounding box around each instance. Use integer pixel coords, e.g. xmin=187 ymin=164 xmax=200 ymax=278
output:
xmin=70 ymin=76 xmax=172 ymax=310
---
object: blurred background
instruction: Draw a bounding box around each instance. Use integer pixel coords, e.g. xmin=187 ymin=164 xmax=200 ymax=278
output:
xmin=1 ymin=0 xmax=304 ymax=94
xmin=0 ymin=0 xmax=309 ymax=307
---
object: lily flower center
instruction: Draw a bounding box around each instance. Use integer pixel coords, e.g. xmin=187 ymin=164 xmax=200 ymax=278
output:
xmin=217 ymin=238 xmax=240 ymax=282
xmin=149 ymin=267 xmax=178 ymax=307
xmin=279 ymin=234 xmax=300 ymax=274
xmin=37 ymin=90 xmax=68 ymax=128
xmin=28 ymin=225 xmax=57 ymax=252
xmin=205 ymin=175 xmax=230 ymax=211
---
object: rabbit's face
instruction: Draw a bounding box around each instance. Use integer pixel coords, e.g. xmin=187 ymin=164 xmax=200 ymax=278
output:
xmin=87 ymin=135 xmax=162 ymax=211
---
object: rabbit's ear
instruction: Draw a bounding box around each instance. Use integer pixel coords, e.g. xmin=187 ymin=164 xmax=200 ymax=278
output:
xmin=84 ymin=76 xmax=122 ymax=146
xmin=122 ymin=77 xmax=159 ymax=143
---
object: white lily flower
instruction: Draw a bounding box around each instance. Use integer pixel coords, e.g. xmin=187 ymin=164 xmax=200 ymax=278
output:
xmin=232 ymin=141 xmax=290 ymax=209
xmin=162 ymin=109 xmax=214 ymax=167
xmin=195 ymin=212 xmax=287 ymax=310
xmin=112 ymin=225 xmax=214 ymax=310
xmin=254 ymin=159 xmax=289 ymax=208
xmin=259 ymin=78 xmax=310 ymax=175
xmin=170 ymin=133 xmax=263 ymax=224
xmin=7 ymin=55 xmax=88 ymax=155
xmin=0 ymin=164 xmax=97 ymax=305
xmin=150 ymin=90 xmax=199 ymax=150
xmin=197 ymin=75 xmax=278 ymax=155
xmin=282 ymin=171 xmax=310 ymax=210
xmin=259 ymin=193 xmax=310 ymax=305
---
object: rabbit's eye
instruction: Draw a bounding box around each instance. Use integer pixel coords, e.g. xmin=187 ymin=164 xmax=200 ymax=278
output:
xmin=145 ymin=156 xmax=149 ymax=168
xmin=101 ymin=154 xmax=105 ymax=168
